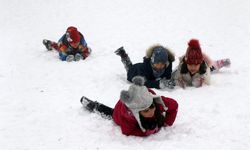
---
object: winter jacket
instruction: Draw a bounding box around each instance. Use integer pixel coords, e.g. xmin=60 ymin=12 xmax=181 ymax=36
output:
xmin=58 ymin=33 xmax=90 ymax=59
xmin=172 ymin=56 xmax=211 ymax=88
xmin=127 ymin=46 xmax=175 ymax=89
xmin=112 ymin=89 xmax=178 ymax=136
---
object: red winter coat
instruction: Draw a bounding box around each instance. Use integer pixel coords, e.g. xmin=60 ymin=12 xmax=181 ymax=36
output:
xmin=112 ymin=89 xmax=178 ymax=136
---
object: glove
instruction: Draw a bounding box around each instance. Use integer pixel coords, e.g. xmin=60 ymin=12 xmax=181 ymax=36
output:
xmin=65 ymin=55 xmax=74 ymax=62
xmin=145 ymin=126 xmax=159 ymax=136
xmin=177 ymin=78 xmax=186 ymax=89
xmin=74 ymin=53 xmax=83 ymax=61
xmin=192 ymin=76 xmax=205 ymax=87
xmin=79 ymin=46 xmax=91 ymax=59
xmin=159 ymin=78 xmax=176 ymax=89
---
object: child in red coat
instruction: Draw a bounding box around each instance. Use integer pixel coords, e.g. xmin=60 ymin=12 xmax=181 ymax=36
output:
xmin=43 ymin=26 xmax=91 ymax=62
xmin=81 ymin=76 xmax=178 ymax=136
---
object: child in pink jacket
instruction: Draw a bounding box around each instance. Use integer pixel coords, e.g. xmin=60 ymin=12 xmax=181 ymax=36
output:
xmin=172 ymin=39 xmax=230 ymax=88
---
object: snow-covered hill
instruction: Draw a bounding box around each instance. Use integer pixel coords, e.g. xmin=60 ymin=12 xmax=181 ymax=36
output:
xmin=1 ymin=0 xmax=250 ymax=149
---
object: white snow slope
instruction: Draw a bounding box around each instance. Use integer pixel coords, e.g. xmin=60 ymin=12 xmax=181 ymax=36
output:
xmin=1 ymin=0 xmax=250 ymax=149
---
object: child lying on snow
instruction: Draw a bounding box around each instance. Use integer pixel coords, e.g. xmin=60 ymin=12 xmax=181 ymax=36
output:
xmin=43 ymin=26 xmax=91 ymax=62
xmin=115 ymin=45 xmax=176 ymax=90
xmin=81 ymin=76 xmax=178 ymax=137
xmin=172 ymin=39 xmax=231 ymax=88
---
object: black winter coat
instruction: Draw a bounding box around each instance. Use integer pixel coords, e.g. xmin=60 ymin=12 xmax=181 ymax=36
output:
xmin=127 ymin=57 xmax=172 ymax=89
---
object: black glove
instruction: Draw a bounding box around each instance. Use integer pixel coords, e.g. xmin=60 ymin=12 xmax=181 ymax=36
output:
xmin=159 ymin=78 xmax=175 ymax=89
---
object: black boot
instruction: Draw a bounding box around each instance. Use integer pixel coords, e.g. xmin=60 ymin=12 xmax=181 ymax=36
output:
xmin=43 ymin=39 xmax=53 ymax=51
xmin=80 ymin=96 xmax=99 ymax=112
xmin=114 ymin=46 xmax=127 ymax=57
xmin=80 ymin=96 xmax=114 ymax=118
xmin=115 ymin=47 xmax=132 ymax=72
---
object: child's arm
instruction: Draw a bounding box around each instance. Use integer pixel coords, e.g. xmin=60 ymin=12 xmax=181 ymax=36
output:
xmin=202 ymin=53 xmax=213 ymax=67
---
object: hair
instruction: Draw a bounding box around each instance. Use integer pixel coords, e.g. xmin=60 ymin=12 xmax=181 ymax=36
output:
xmin=139 ymin=102 xmax=165 ymax=129
xmin=180 ymin=58 xmax=207 ymax=75
xmin=145 ymin=44 xmax=175 ymax=63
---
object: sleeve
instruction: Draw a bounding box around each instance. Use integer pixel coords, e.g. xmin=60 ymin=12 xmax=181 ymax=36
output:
xmin=172 ymin=60 xmax=187 ymax=88
xmin=59 ymin=44 xmax=68 ymax=53
xmin=79 ymin=33 xmax=87 ymax=47
xmin=113 ymin=101 xmax=148 ymax=136
xmin=192 ymin=66 xmax=211 ymax=87
xmin=78 ymin=45 xmax=90 ymax=59
xmin=119 ymin=116 xmax=148 ymax=136
xmin=58 ymin=34 xmax=68 ymax=53
xmin=144 ymin=62 xmax=173 ymax=89
xmin=203 ymin=67 xmax=211 ymax=85
xmin=120 ymin=115 xmax=159 ymax=136
xmin=127 ymin=64 xmax=161 ymax=89
xmin=202 ymin=53 xmax=214 ymax=67
xmin=144 ymin=80 xmax=161 ymax=89
xmin=164 ymin=62 xmax=173 ymax=79
xmin=161 ymin=96 xmax=178 ymax=126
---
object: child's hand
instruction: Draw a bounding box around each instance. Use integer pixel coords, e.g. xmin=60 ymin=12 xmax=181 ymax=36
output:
xmin=159 ymin=79 xmax=175 ymax=89
xmin=145 ymin=126 xmax=159 ymax=136
xmin=192 ymin=76 xmax=205 ymax=87
xmin=178 ymin=78 xmax=186 ymax=89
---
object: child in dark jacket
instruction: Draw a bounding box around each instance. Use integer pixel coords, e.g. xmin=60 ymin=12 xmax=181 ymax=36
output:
xmin=43 ymin=26 xmax=91 ymax=62
xmin=115 ymin=45 xmax=175 ymax=89
xmin=81 ymin=76 xmax=178 ymax=137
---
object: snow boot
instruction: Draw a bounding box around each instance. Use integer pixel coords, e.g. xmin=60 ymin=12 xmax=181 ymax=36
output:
xmin=74 ymin=53 xmax=83 ymax=61
xmin=43 ymin=39 xmax=53 ymax=51
xmin=115 ymin=47 xmax=132 ymax=72
xmin=213 ymin=58 xmax=231 ymax=71
xmin=66 ymin=55 xmax=74 ymax=62
xmin=80 ymin=96 xmax=99 ymax=112
xmin=115 ymin=46 xmax=127 ymax=57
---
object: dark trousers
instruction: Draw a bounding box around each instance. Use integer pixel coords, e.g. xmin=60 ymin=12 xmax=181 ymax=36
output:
xmin=95 ymin=103 xmax=114 ymax=119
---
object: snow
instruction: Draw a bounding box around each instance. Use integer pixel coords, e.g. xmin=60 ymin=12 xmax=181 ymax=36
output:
xmin=1 ymin=0 xmax=250 ymax=149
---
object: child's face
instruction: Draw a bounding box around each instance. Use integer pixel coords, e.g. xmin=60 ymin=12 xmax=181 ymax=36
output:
xmin=70 ymin=42 xmax=80 ymax=48
xmin=187 ymin=64 xmax=201 ymax=75
xmin=152 ymin=63 xmax=166 ymax=71
xmin=139 ymin=103 xmax=156 ymax=118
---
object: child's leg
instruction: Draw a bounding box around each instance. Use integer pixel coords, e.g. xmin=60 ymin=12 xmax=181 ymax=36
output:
xmin=96 ymin=103 xmax=114 ymax=119
xmin=115 ymin=47 xmax=133 ymax=72
xmin=80 ymin=96 xmax=114 ymax=119
xmin=42 ymin=39 xmax=60 ymax=51
xmin=210 ymin=58 xmax=231 ymax=72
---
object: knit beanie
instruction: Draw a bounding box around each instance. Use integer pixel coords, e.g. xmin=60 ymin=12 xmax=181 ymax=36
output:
xmin=185 ymin=39 xmax=203 ymax=65
xmin=66 ymin=26 xmax=80 ymax=44
xmin=120 ymin=76 xmax=168 ymax=132
xmin=151 ymin=46 xmax=168 ymax=64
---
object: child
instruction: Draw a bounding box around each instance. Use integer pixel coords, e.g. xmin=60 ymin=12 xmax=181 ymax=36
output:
xmin=115 ymin=45 xmax=176 ymax=89
xmin=172 ymin=39 xmax=231 ymax=88
xmin=43 ymin=26 xmax=91 ymax=62
xmin=81 ymin=76 xmax=178 ymax=137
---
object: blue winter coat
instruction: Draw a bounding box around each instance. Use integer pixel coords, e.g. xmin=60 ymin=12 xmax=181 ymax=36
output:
xmin=127 ymin=57 xmax=173 ymax=89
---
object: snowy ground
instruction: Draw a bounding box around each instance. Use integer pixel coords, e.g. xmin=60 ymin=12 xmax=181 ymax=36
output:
xmin=1 ymin=0 xmax=250 ymax=149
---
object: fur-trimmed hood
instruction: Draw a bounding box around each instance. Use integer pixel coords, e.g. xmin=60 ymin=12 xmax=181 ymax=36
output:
xmin=145 ymin=45 xmax=175 ymax=63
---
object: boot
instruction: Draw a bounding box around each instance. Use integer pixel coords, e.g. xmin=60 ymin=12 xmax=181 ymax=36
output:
xmin=214 ymin=58 xmax=231 ymax=70
xmin=80 ymin=96 xmax=99 ymax=112
xmin=115 ymin=47 xmax=132 ymax=71
xmin=43 ymin=39 xmax=53 ymax=51
xmin=114 ymin=46 xmax=127 ymax=57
